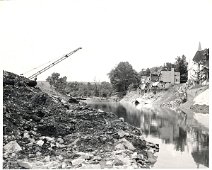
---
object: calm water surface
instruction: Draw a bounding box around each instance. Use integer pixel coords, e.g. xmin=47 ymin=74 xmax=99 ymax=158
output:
xmin=88 ymin=102 xmax=209 ymax=169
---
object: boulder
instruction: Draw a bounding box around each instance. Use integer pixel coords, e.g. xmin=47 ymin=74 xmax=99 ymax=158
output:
xmin=17 ymin=160 xmax=32 ymax=169
xmin=117 ymin=130 xmax=126 ymax=138
xmin=119 ymin=138 xmax=135 ymax=151
xmin=114 ymin=158 xmax=124 ymax=166
xmin=57 ymin=138 xmax=64 ymax=144
xmin=4 ymin=141 xmax=22 ymax=154
xmin=119 ymin=117 xmax=124 ymax=122
xmin=61 ymin=162 xmax=67 ymax=169
xmin=131 ymin=152 xmax=138 ymax=159
xmin=115 ymin=143 xmax=125 ymax=150
xmin=147 ymin=151 xmax=157 ymax=164
xmin=36 ymin=140 xmax=44 ymax=147
xmin=40 ymin=136 xmax=54 ymax=142
xmin=71 ymin=157 xmax=85 ymax=166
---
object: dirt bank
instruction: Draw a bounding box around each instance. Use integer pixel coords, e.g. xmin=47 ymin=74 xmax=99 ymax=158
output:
xmin=3 ymin=71 xmax=159 ymax=169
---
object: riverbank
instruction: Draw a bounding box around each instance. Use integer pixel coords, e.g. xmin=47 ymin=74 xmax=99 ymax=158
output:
xmin=3 ymin=71 xmax=159 ymax=169
xmin=121 ymin=84 xmax=209 ymax=129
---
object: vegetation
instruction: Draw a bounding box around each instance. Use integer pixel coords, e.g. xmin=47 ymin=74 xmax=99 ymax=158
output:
xmin=108 ymin=62 xmax=140 ymax=96
xmin=46 ymin=73 xmax=113 ymax=98
xmin=65 ymin=81 xmax=113 ymax=98
xmin=175 ymin=55 xmax=188 ymax=83
xmin=46 ymin=72 xmax=67 ymax=94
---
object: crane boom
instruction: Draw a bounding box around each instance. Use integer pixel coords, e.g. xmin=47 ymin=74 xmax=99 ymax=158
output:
xmin=28 ymin=47 xmax=82 ymax=79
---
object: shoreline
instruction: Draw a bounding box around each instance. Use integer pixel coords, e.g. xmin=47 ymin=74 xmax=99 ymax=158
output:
xmin=120 ymin=85 xmax=209 ymax=130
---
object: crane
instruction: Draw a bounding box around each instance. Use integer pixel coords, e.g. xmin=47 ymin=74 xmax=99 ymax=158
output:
xmin=27 ymin=47 xmax=82 ymax=80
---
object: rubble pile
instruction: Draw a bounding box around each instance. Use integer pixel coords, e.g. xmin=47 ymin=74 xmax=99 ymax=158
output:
xmin=3 ymin=71 xmax=159 ymax=169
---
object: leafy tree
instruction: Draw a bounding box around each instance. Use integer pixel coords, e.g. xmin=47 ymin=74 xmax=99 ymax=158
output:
xmin=150 ymin=66 xmax=162 ymax=73
xmin=139 ymin=68 xmax=151 ymax=77
xmin=175 ymin=55 xmax=188 ymax=83
xmin=162 ymin=62 xmax=176 ymax=71
xmin=108 ymin=62 xmax=140 ymax=96
xmin=46 ymin=72 xmax=60 ymax=87
xmin=99 ymin=81 xmax=113 ymax=97
xmin=46 ymin=72 xmax=67 ymax=94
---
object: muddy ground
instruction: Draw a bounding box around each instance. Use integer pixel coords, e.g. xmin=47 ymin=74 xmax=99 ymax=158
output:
xmin=3 ymin=71 xmax=159 ymax=169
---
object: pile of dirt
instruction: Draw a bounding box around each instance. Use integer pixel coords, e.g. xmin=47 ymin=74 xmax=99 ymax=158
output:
xmin=3 ymin=71 xmax=159 ymax=169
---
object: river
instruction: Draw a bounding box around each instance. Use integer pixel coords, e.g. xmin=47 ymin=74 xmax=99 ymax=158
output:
xmin=87 ymin=101 xmax=209 ymax=169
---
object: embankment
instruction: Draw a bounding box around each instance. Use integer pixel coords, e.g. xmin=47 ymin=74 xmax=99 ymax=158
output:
xmin=121 ymin=84 xmax=209 ymax=129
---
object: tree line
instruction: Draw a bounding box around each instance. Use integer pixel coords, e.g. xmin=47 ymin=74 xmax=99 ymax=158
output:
xmin=46 ymin=55 xmax=188 ymax=98
xmin=46 ymin=73 xmax=114 ymax=98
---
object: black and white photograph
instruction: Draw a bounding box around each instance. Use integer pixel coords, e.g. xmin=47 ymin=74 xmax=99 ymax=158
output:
xmin=1 ymin=0 xmax=210 ymax=169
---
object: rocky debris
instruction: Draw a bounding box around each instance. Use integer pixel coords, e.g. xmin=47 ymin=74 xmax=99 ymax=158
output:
xmin=3 ymin=71 xmax=159 ymax=169
xmin=190 ymin=104 xmax=209 ymax=114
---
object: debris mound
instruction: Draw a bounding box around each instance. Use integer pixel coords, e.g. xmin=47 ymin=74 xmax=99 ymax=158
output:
xmin=3 ymin=71 xmax=159 ymax=169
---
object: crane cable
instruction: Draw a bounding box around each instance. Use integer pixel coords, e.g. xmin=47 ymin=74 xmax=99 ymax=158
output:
xmin=20 ymin=53 xmax=68 ymax=76
xmin=20 ymin=60 xmax=53 ymax=76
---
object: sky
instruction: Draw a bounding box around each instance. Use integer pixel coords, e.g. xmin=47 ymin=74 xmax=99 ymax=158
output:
xmin=0 ymin=0 xmax=212 ymax=82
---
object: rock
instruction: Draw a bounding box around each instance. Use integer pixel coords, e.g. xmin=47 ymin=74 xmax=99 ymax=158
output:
xmin=17 ymin=160 xmax=32 ymax=169
xmin=40 ymin=136 xmax=54 ymax=142
xmin=11 ymin=153 xmax=16 ymax=157
xmin=4 ymin=141 xmax=22 ymax=154
xmin=36 ymin=140 xmax=44 ymax=146
xmin=61 ymin=162 xmax=67 ymax=169
xmin=93 ymin=155 xmax=102 ymax=161
xmin=117 ymin=155 xmax=131 ymax=166
xmin=137 ymin=154 xmax=144 ymax=160
xmin=81 ymin=164 xmax=101 ymax=169
xmin=115 ymin=143 xmax=125 ymax=150
xmin=57 ymin=155 xmax=63 ymax=161
xmin=23 ymin=132 xmax=30 ymax=138
xmin=131 ymin=152 xmax=138 ymax=159
xmin=80 ymin=153 xmax=93 ymax=160
xmin=119 ymin=117 xmax=124 ymax=122
xmin=36 ymin=151 xmax=42 ymax=156
xmin=119 ymin=138 xmax=135 ymax=151
xmin=117 ymin=130 xmax=126 ymax=138
xmin=71 ymin=158 xmax=85 ymax=166
xmin=29 ymin=138 xmax=35 ymax=143
xmin=29 ymin=154 xmax=35 ymax=158
xmin=56 ymin=142 xmax=66 ymax=148
xmin=105 ymin=160 xmax=113 ymax=166
xmin=57 ymin=138 xmax=64 ymax=144
xmin=114 ymin=158 xmax=124 ymax=166
xmin=98 ymin=109 xmax=104 ymax=113
xmin=147 ymin=151 xmax=157 ymax=164
xmin=61 ymin=99 xmax=66 ymax=104
xmin=44 ymin=155 xmax=50 ymax=162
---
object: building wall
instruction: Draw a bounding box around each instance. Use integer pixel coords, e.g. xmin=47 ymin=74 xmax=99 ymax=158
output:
xmin=160 ymin=68 xmax=180 ymax=85
xmin=160 ymin=71 xmax=172 ymax=83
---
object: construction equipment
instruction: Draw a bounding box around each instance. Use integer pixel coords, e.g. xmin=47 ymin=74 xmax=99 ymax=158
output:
xmin=27 ymin=47 xmax=82 ymax=79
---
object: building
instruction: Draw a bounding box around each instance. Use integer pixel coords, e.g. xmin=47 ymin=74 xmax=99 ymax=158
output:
xmin=150 ymin=73 xmax=159 ymax=82
xmin=159 ymin=68 xmax=180 ymax=85
xmin=188 ymin=42 xmax=209 ymax=85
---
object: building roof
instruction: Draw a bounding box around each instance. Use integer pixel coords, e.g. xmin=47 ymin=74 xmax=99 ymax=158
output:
xmin=193 ymin=48 xmax=209 ymax=68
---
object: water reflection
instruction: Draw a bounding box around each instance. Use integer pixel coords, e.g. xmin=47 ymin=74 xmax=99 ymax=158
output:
xmin=88 ymin=102 xmax=209 ymax=168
